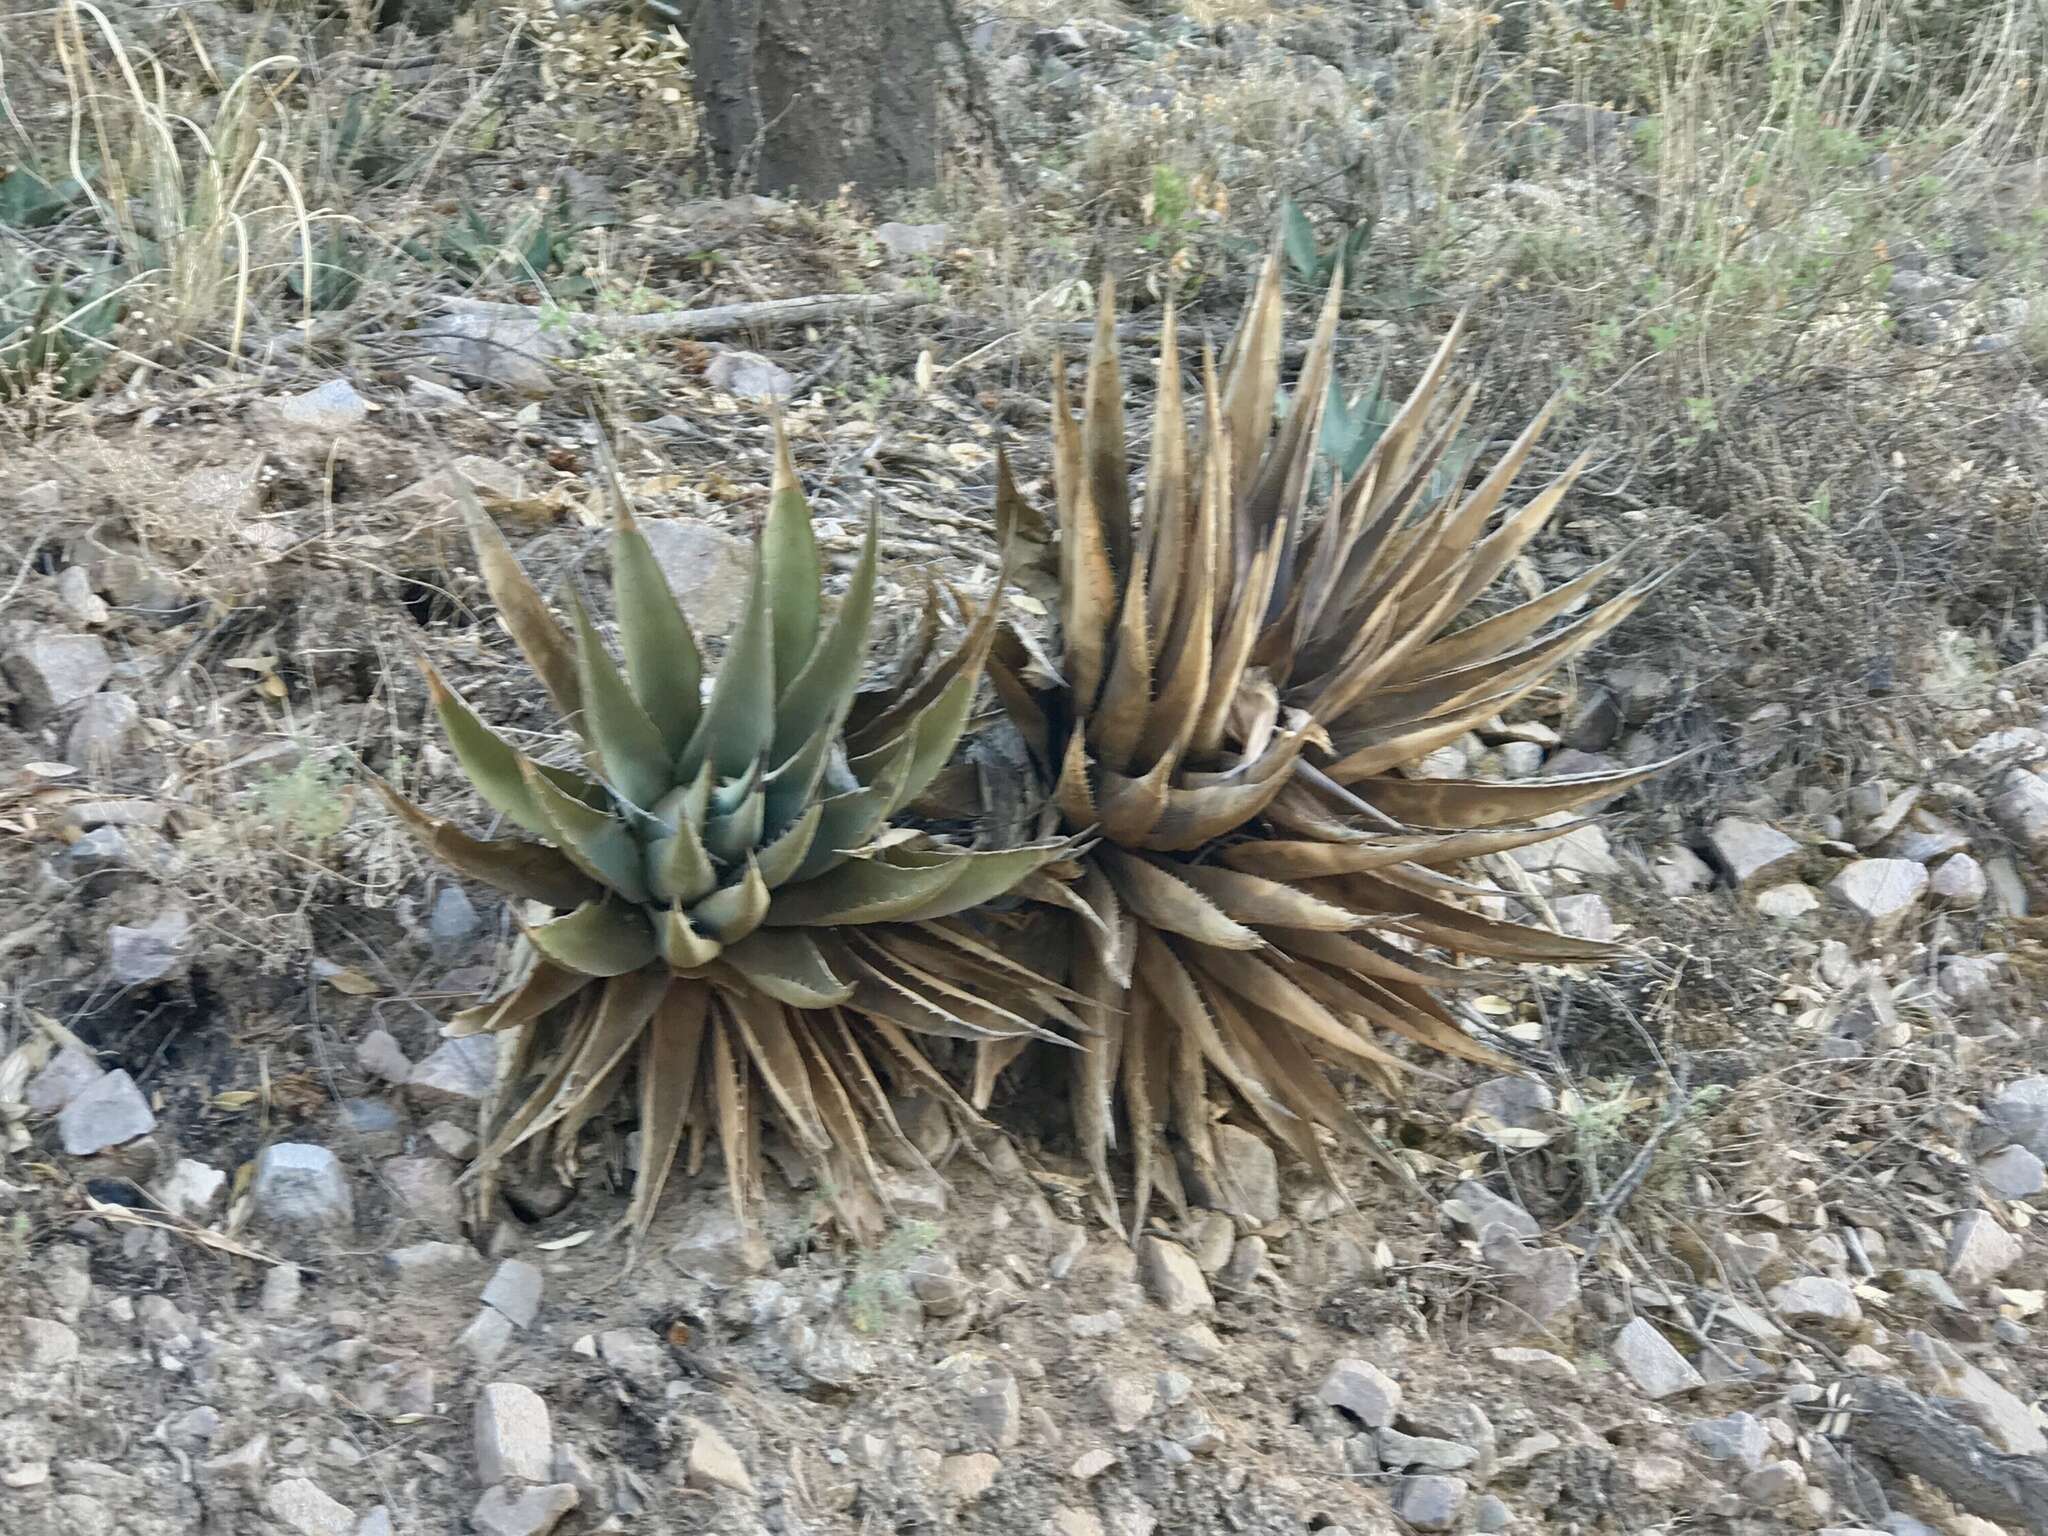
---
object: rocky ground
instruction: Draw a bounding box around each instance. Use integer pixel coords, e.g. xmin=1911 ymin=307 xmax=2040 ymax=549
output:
xmin=4 ymin=1 xmax=2048 ymax=1534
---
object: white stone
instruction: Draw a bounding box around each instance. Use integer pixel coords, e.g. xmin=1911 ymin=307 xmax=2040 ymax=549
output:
xmin=1930 ymin=853 xmax=1987 ymax=908
xmin=57 ymin=1068 xmax=156 ymax=1155
xmin=1487 ymin=1346 xmax=1577 ymax=1381
xmin=1098 ymin=1375 xmax=1156 ymax=1433
xmin=481 ymin=1260 xmax=544 ymax=1328
xmin=26 ymin=1048 xmax=104 ymax=1115
xmin=875 ymin=221 xmax=949 ymax=258
xmin=266 ymin=1478 xmax=355 ymax=1536
xmin=107 ymin=908 xmax=193 ymax=985
xmin=1317 ymin=1358 xmax=1401 ymax=1427
xmin=475 ymin=1382 xmax=552 ymax=1484
xmin=1755 ymin=883 xmax=1820 ymax=919
xmin=1977 ymin=1144 xmax=2045 ymax=1200
xmin=354 ymin=1030 xmax=412 ymax=1085
xmin=459 ymin=1307 xmax=515 ymax=1365
xmin=705 ymin=349 xmax=796 ymax=402
xmin=252 ymin=1143 xmax=354 ymax=1229
xmin=1766 ymin=1276 xmax=1862 ymax=1327
xmin=1709 ymin=817 xmax=1802 ymax=887
xmin=1989 ymin=769 xmax=2048 ymax=850
xmin=20 ymin=1317 xmax=79 ymax=1369
xmin=3 ymin=633 xmax=112 ymax=716
xmin=154 ymin=1158 xmax=227 ymax=1219
xmin=1136 ymin=1237 xmax=1213 ymax=1314
xmin=683 ymin=1419 xmax=754 ymax=1495
xmin=1612 ymin=1318 xmax=1703 ymax=1399
xmin=1551 ymin=892 xmax=1615 ymax=941
xmin=278 ymin=379 xmax=370 ymax=431
xmin=1945 ymin=1210 xmax=2022 ymax=1285
xmin=1651 ymin=843 xmax=1714 ymax=896
xmin=640 ymin=522 xmax=755 ymax=644
xmin=1826 ymin=859 xmax=1927 ymax=933
xmin=407 ymin=1034 xmax=497 ymax=1105
xmin=471 ymin=1483 xmax=578 ymax=1536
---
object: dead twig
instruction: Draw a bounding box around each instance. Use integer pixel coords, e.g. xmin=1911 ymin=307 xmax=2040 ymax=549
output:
xmin=435 ymin=290 xmax=924 ymax=341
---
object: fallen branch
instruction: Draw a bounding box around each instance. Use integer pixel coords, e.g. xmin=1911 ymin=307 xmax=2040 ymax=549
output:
xmin=437 ymin=290 xmax=924 ymax=341
xmin=1834 ymin=1377 xmax=2048 ymax=1533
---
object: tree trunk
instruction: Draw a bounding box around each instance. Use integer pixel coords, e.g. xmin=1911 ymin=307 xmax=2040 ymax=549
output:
xmin=687 ymin=0 xmax=943 ymax=201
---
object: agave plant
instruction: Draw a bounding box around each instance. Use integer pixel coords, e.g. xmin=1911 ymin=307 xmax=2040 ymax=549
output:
xmin=988 ymin=256 xmax=1671 ymax=1231
xmin=374 ymin=428 xmax=1078 ymax=1241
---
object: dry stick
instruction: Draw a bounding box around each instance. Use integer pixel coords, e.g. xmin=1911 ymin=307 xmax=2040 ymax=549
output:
xmin=435 ymin=291 xmax=925 ymax=341
xmin=1834 ymin=1377 xmax=2048 ymax=1534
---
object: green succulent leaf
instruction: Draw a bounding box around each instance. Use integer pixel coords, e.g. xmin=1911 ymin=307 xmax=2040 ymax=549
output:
xmin=682 ymin=544 xmax=775 ymax=781
xmin=720 ymin=928 xmax=855 ymax=1007
xmin=570 ymin=592 xmax=673 ymax=810
xmin=526 ymin=900 xmax=659 ymax=976
xmin=705 ymin=776 xmax=766 ymax=865
xmin=756 ymin=801 xmax=823 ymax=888
xmin=772 ymin=506 xmax=877 ymax=762
xmin=791 ymin=732 xmax=916 ymax=883
xmin=883 ymin=842 xmax=1077 ymax=923
xmin=612 ymin=511 xmax=703 ymax=758
xmin=659 ymin=907 xmax=723 ymax=969
xmin=765 ymin=850 xmax=968 ymax=928
xmin=762 ymin=423 xmax=822 ymax=688
xmin=424 ymin=664 xmax=549 ymax=838
xmin=520 ymin=759 xmax=651 ymax=902
xmin=691 ymin=856 xmax=771 ymax=942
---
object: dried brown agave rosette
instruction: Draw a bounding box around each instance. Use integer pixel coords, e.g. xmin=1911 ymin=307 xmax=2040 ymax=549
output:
xmin=988 ymin=257 xmax=1674 ymax=1231
xmin=374 ymin=427 xmax=1080 ymax=1240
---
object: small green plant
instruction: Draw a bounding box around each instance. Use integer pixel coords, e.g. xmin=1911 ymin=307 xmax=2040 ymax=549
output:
xmin=407 ymin=199 xmax=593 ymax=297
xmin=250 ymin=757 xmax=353 ymax=851
xmin=1279 ymin=196 xmax=1373 ymax=290
xmin=0 ymin=257 xmax=125 ymax=401
xmin=844 ymin=1218 xmax=940 ymax=1333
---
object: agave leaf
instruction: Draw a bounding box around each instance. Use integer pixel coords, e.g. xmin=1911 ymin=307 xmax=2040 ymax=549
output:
xmin=889 ymin=671 xmax=978 ymax=815
xmin=1173 ymin=861 xmax=1363 ymax=931
xmin=446 ymin=954 xmax=588 ymax=1037
xmin=856 ymin=936 xmax=1063 ymax=1042
xmin=625 ymin=980 xmax=709 ymax=1241
xmin=757 ymin=801 xmax=824 ymax=888
xmin=725 ymin=987 xmax=830 ymax=1151
xmin=1051 ymin=356 xmax=1118 ymax=713
xmin=1141 ymin=303 xmax=1189 ymax=641
xmin=423 ymin=663 xmax=550 ymax=838
xmin=526 ymin=899 xmax=659 ymax=976
xmin=1053 ymin=725 xmax=1099 ymax=832
xmin=1218 ymin=251 xmax=1284 ymax=508
xmin=1410 ymin=547 xmax=1630 ymax=675
xmin=370 ymin=772 xmax=601 ymax=911
xmin=1192 ymin=518 xmax=1285 ymax=757
xmin=790 ymin=733 xmax=915 ymax=884
xmin=1141 ymin=727 xmax=1309 ymax=852
xmin=568 ymin=592 xmax=672 ymax=810
xmin=762 ymin=420 xmax=823 ymax=684
xmin=1094 ymin=752 xmax=1176 ymax=845
xmin=456 ymin=485 xmax=582 ymax=722
xmin=1083 ymin=275 xmax=1132 ymax=577
xmin=660 ymin=906 xmax=725 ymax=969
xmin=704 ymin=775 xmax=766 ymax=865
xmin=879 ymin=840 xmax=1075 ymax=922
xmin=719 ymin=928 xmax=855 ymax=1007
xmin=521 ymin=759 xmax=651 ymax=902
xmin=774 ymin=505 xmax=877 ymax=761
xmin=1221 ymin=821 xmax=1581 ymax=879
xmin=691 ymin=856 xmax=771 ymax=943
xmin=611 ymin=504 xmax=703 ymax=758
xmin=1190 ymin=944 xmax=1410 ymax=1081
xmin=1092 ymin=556 xmax=1153 ymax=773
xmin=1099 ymin=846 xmax=1262 ymax=950
xmin=1135 ymin=928 xmax=1293 ymax=1126
xmin=765 ymin=852 xmax=966 ymax=928
xmin=706 ymin=1014 xmax=753 ymax=1226
xmin=1344 ymin=757 xmax=1671 ymax=822
xmin=682 ymin=544 xmax=775 ymax=780
xmin=1072 ymin=942 xmax=1123 ymax=1222
xmin=646 ymin=813 xmax=718 ymax=906
xmin=498 ymin=966 xmax=670 ymax=1154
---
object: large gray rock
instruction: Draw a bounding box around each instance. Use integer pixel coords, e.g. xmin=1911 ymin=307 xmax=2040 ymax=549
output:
xmin=475 ymin=1382 xmax=552 ymax=1483
xmin=277 ymin=379 xmax=370 ymax=431
xmin=481 ymin=1260 xmax=544 ymax=1328
xmin=684 ymin=1419 xmax=754 ymax=1495
xmin=1137 ymin=1237 xmax=1213 ymax=1314
xmin=875 ymin=221 xmax=949 ymax=259
xmin=407 ymin=1034 xmax=497 ymax=1106
xmin=265 ymin=1478 xmax=354 ymax=1536
xmin=1989 ymin=769 xmax=2048 ymax=850
xmin=1198 ymin=1123 xmax=1280 ymax=1224
xmin=252 ymin=1143 xmax=355 ymax=1229
xmin=1708 ymin=817 xmax=1802 ymax=888
xmin=471 ymin=1483 xmax=578 ymax=1536
xmin=1983 ymin=1076 xmax=2048 ymax=1159
xmin=1826 ymin=859 xmax=1927 ymax=936
xmin=1392 ymin=1475 xmax=1467 ymax=1531
xmin=670 ymin=1203 xmax=772 ymax=1284
xmin=1944 ymin=1210 xmax=2021 ymax=1285
xmin=1929 ymin=853 xmax=1987 ymax=908
xmin=57 ymin=1068 xmax=156 ymax=1155
xmin=4 ymin=633 xmax=112 ymax=718
xmin=107 ymin=908 xmax=193 ymax=985
xmin=705 ymin=350 xmax=797 ymax=403
xmin=1612 ymin=1318 xmax=1703 ymax=1399
xmin=1318 ymin=1358 xmax=1401 ymax=1427
xmin=26 ymin=1048 xmax=104 ymax=1115
xmin=66 ymin=690 xmax=142 ymax=770
xmin=1977 ymin=1143 xmax=2045 ymax=1199
xmin=1767 ymin=1276 xmax=1862 ymax=1328
xmin=420 ymin=307 xmax=568 ymax=394
xmin=381 ymin=1155 xmax=463 ymax=1234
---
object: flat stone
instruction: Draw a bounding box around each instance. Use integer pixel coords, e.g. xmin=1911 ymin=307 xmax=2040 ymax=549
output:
xmin=639 ymin=521 xmax=754 ymax=643
xmin=420 ymin=309 xmax=568 ymax=394
xmin=406 ymin=1034 xmax=497 ymax=1106
xmin=481 ymin=1259 xmax=544 ymax=1328
xmin=1049 ymin=1508 xmax=1105 ymax=1536
xmin=475 ymin=1383 xmax=552 ymax=1483
xmin=357 ymin=1508 xmax=396 ymax=1536
xmin=278 ymin=379 xmax=370 ymax=431
xmin=266 ymin=1478 xmax=355 ymax=1536
xmin=1756 ymin=882 xmax=1820 ymax=919
xmin=1940 ymin=953 xmax=2004 ymax=1003
xmin=1099 ymin=1375 xmax=1156 ymax=1433
xmin=1069 ymin=1449 xmax=1118 ymax=1480
xmin=1978 ymin=1144 xmax=2045 ymax=1199
xmin=1827 ymin=859 xmax=1928 ymax=933
xmin=670 ymin=1203 xmax=772 ymax=1283
xmin=1945 ymin=1210 xmax=2022 ymax=1285
xmin=26 ymin=1048 xmax=104 ymax=1115
xmin=1612 ymin=1318 xmax=1703 ymax=1399
xmin=1709 ymin=817 xmax=1803 ymax=887
xmin=153 ymin=1158 xmax=227 ymax=1220
xmin=1551 ymin=892 xmax=1615 ymax=941
xmin=1767 ymin=1276 xmax=1862 ymax=1328
xmin=57 ymin=1068 xmax=156 ymax=1155
xmin=1379 ymin=1429 xmax=1478 ymax=1471
xmin=1136 ymin=1237 xmax=1213 ymax=1314
xmin=1651 ymin=843 xmax=1714 ymax=895
xmin=683 ymin=1419 xmax=753 ymax=1495
xmin=1392 ymin=1475 xmax=1467 ymax=1532
xmin=1201 ymin=1123 xmax=1280 ymax=1224
xmin=597 ymin=1328 xmax=675 ymax=1394
xmin=1687 ymin=1411 xmax=1771 ymax=1468
xmin=937 ymin=1452 xmax=1000 ymax=1503
xmin=1446 ymin=1180 xmax=1542 ymax=1240
xmin=967 ymin=1370 xmax=1021 ymax=1449
xmin=471 ymin=1483 xmax=578 ymax=1536
xmin=1989 ymin=769 xmax=2048 ymax=850
xmin=354 ymin=1030 xmax=412 ymax=1085
xmin=429 ymin=884 xmax=479 ymax=942
xmin=4 ymin=633 xmax=112 ymax=717
xmin=1167 ymin=1324 xmax=1224 ymax=1364
xmin=459 ymin=1307 xmax=515 ymax=1365
xmin=260 ymin=1264 xmax=301 ymax=1315
xmin=905 ymin=1251 xmax=969 ymax=1317
xmin=426 ymin=1121 xmax=477 ymax=1159
xmin=1933 ymin=856 xmax=1982 ymax=913
xmin=1907 ymin=1331 xmax=2045 ymax=1454
xmin=20 ymin=1317 xmax=80 ymax=1369
xmin=1985 ymin=1076 xmax=2048 ymax=1159
xmin=705 ymin=349 xmax=796 ymax=402
xmin=875 ymin=221 xmax=949 ymax=258
xmin=1318 ymin=1358 xmax=1401 ymax=1427
xmin=252 ymin=1144 xmax=354 ymax=1229
xmin=66 ymin=691 xmax=141 ymax=769
xmin=1488 ymin=1346 xmax=1577 ymax=1381
xmin=57 ymin=566 xmax=110 ymax=626
xmin=106 ymin=908 xmax=193 ymax=985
